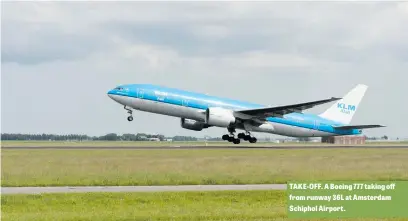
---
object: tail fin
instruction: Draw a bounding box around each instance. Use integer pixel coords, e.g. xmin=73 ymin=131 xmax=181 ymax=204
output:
xmin=319 ymin=84 xmax=368 ymax=125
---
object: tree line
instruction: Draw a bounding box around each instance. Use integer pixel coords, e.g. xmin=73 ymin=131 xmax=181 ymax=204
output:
xmin=1 ymin=133 xmax=394 ymax=142
xmin=1 ymin=133 xmax=198 ymax=141
xmin=364 ymin=135 xmax=390 ymax=140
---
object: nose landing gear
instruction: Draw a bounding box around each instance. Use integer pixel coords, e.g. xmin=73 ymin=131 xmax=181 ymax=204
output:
xmin=124 ymin=106 xmax=133 ymax=121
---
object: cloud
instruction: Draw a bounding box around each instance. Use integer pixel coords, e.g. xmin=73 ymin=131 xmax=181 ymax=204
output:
xmin=1 ymin=21 xmax=112 ymax=64
xmin=4 ymin=1 xmax=407 ymax=66
xmin=191 ymin=25 xmax=230 ymax=40
xmin=221 ymin=51 xmax=314 ymax=68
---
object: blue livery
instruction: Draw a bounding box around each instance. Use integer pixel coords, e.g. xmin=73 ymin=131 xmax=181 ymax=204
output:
xmin=107 ymin=83 xmax=384 ymax=144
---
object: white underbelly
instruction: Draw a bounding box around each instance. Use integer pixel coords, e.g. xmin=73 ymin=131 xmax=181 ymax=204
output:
xmin=112 ymin=95 xmax=205 ymax=121
xmin=238 ymin=121 xmax=335 ymax=137
xmin=270 ymin=122 xmax=335 ymax=137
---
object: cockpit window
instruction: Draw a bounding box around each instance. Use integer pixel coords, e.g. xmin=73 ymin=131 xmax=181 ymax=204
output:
xmin=115 ymin=87 xmax=124 ymax=91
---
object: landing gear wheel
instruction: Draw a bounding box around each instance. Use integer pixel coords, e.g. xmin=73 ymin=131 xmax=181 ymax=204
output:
xmin=222 ymin=134 xmax=229 ymax=141
xmin=249 ymin=137 xmax=257 ymax=143
xmin=244 ymin=135 xmax=251 ymax=141
xmin=124 ymin=106 xmax=133 ymax=122
xmin=237 ymin=133 xmax=245 ymax=139
xmin=224 ymin=127 xmax=237 ymax=143
xmin=233 ymin=139 xmax=240 ymax=144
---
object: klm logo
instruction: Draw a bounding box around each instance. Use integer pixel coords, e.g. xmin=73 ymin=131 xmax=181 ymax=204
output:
xmin=154 ymin=91 xmax=168 ymax=101
xmin=337 ymin=103 xmax=356 ymax=115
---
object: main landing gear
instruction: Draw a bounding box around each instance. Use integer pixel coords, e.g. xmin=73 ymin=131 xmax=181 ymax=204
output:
xmin=237 ymin=132 xmax=257 ymax=143
xmin=221 ymin=128 xmax=257 ymax=144
xmin=124 ymin=106 xmax=133 ymax=121
xmin=221 ymin=127 xmax=240 ymax=144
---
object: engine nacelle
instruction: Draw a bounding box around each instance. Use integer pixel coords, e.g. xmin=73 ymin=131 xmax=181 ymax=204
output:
xmin=205 ymin=107 xmax=236 ymax=127
xmin=180 ymin=118 xmax=207 ymax=131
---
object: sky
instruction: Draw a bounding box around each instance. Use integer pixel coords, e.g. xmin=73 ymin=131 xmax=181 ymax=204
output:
xmin=1 ymin=1 xmax=407 ymax=139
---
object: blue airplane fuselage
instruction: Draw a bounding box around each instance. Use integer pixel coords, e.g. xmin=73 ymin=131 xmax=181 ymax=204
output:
xmin=107 ymin=84 xmax=362 ymax=138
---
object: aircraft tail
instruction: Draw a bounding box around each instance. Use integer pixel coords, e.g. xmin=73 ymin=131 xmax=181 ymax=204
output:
xmin=319 ymin=84 xmax=368 ymax=125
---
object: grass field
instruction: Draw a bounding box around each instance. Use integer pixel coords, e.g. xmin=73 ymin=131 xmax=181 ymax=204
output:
xmin=2 ymin=148 xmax=407 ymax=187
xmin=3 ymin=191 xmax=284 ymax=221
xmin=1 ymin=191 xmax=405 ymax=221
xmin=2 ymin=140 xmax=408 ymax=147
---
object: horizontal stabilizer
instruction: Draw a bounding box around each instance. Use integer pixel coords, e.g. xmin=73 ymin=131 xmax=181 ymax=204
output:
xmin=333 ymin=125 xmax=386 ymax=130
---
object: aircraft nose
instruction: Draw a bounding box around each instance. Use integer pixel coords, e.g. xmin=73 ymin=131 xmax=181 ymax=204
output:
xmin=107 ymin=90 xmax=115 ymax=99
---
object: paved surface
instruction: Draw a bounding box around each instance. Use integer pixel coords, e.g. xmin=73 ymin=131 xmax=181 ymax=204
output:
xmin=2 ymin=145 xmax=408 ymax=149
xmin=1 ymin=184 xmax=287 ymax=195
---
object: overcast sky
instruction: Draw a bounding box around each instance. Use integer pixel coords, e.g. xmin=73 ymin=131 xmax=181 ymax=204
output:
xmin=1 ymin=1 xmax=407 ymax=138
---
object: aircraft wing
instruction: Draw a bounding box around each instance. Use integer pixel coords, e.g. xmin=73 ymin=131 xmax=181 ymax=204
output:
xmin=235 ymin=97 xmax=341 ymax=119
xmin=333 ymin=125 xmax=386 ymax=130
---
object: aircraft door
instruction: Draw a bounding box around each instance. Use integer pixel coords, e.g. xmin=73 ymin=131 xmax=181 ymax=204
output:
xmin=311 ymin=120 xmax=319 ymax=136
xmin=182 ymin=99 xmax=189 ymax=107
xmin=314 ymin=121 xmax=320 ymax=130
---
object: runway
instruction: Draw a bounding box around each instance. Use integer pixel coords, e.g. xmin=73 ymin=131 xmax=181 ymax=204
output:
xmin=2 ymin=145 xmax=408 ymax=149
xmin=1 ymin=184 xmax=287 ymax=195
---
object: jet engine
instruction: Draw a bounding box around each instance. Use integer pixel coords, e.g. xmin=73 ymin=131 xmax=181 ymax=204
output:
xmin=180 ymin=118 xmax=208 ymax=131
xmin=205 ymin=107 xmax=236 ymax=127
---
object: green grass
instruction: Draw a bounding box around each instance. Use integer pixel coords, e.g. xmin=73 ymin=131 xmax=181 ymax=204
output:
xmin=1 ymin=191 xmax=405 ymax=221
xmin=2 ymin=148 xmax=407 ymax=187
xmin=3 ymin=191 xmax=285 ymax=221
xmin=2 ymin=140 xmax=407 ymax=147
xmin=1 ymin=140 xmax=227 ymax=147
xmin=1 ymin=140 xmax=226 ymax=147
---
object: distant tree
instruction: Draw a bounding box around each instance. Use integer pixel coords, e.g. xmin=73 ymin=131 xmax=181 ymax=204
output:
xmin=1 ymin=133 xmax=91 ymax=141
xmin=102 ymin=133 xmax=118 ymax=141
xmin=156 ymin=134 xmax=165 ymax=141
xmin=172 ymin=136 xmax=198 ymax=141
xmin=2 ymin=133 xmax=193 ymax=142
xmin=208 ymin=137 xmax=222 ymax=141
xmin=122 ymin=133 xmax=137 ymax=141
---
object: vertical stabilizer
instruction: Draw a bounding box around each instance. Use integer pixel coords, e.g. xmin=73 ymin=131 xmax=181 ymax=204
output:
xmin=319 ymin=84 xmax=368 ymax=125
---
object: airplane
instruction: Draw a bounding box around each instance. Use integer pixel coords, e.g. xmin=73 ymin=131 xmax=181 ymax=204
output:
xmin=107 ymin=84 xmax=385 ymax=144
